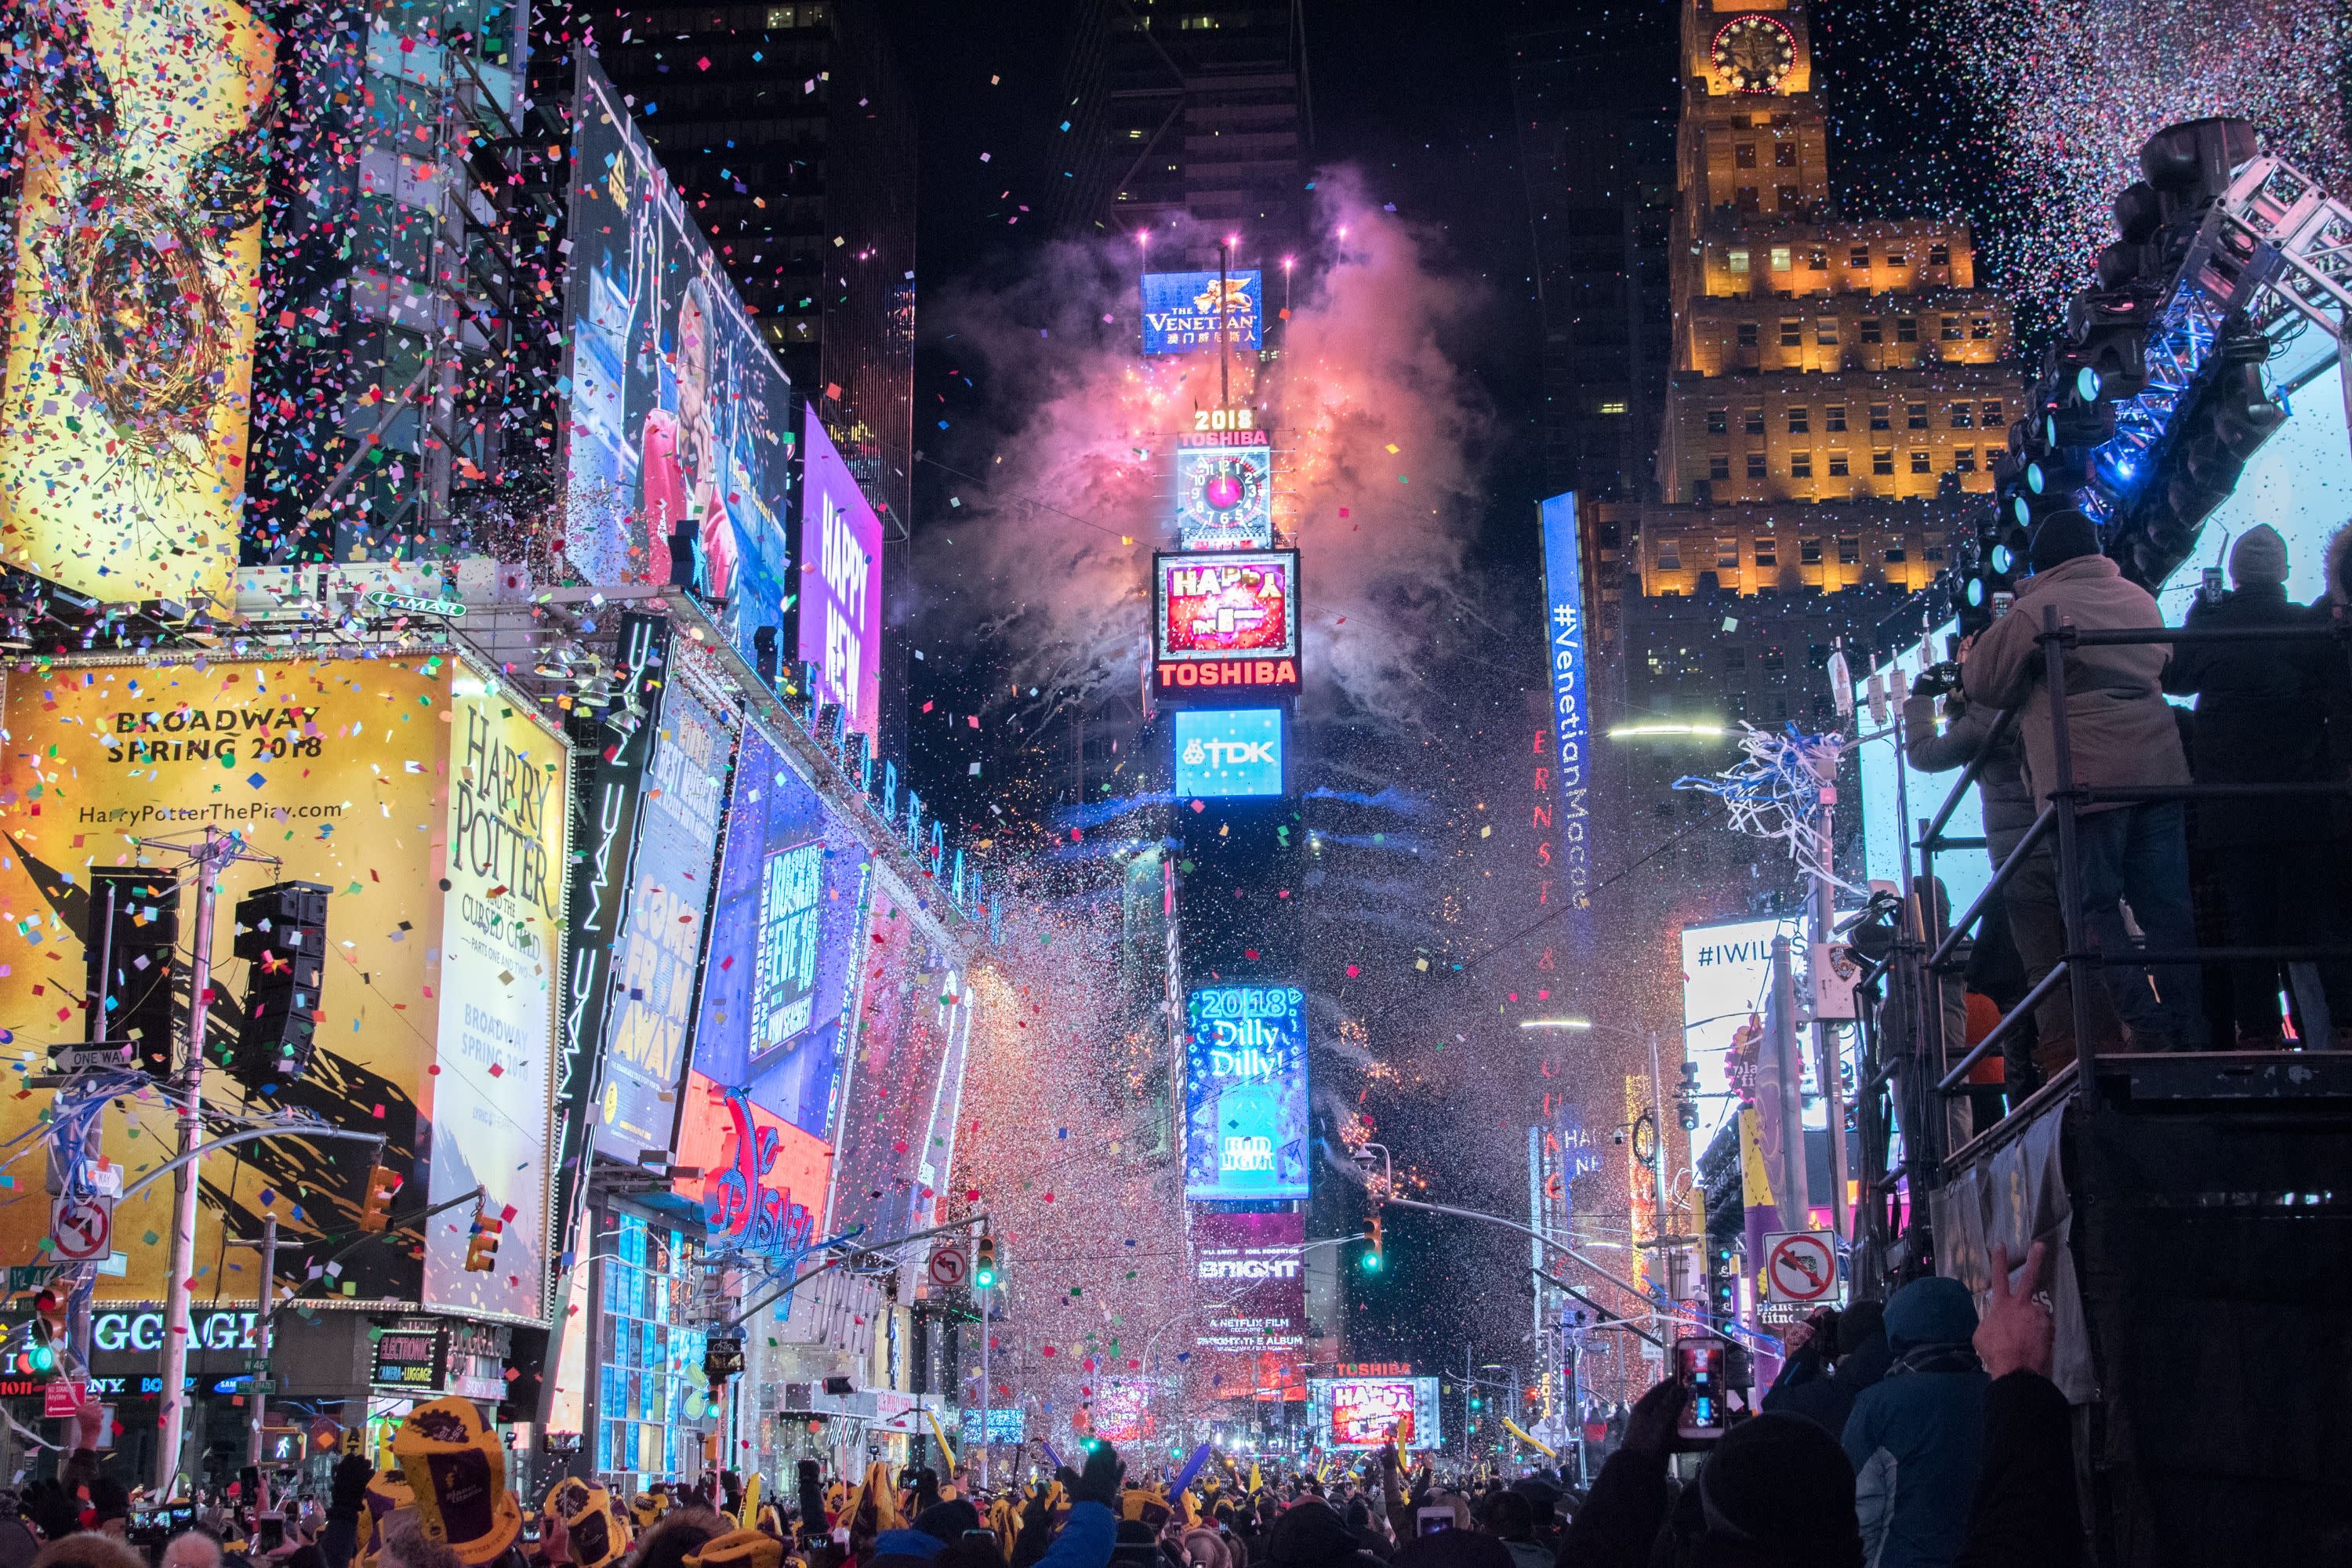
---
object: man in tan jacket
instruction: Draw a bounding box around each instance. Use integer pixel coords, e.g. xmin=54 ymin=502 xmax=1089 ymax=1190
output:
xmin=1962 ymin=510 xmax=2205 ymax=1052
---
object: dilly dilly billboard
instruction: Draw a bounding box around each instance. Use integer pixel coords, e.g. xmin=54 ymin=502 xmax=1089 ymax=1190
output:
xmin=0 ymin=654 xmax=569 ymax=1320
xmin=1184 ymin=983 xmax=1308 ymax=1200
xmin=0 ymin=0 xmax=276 ymax=610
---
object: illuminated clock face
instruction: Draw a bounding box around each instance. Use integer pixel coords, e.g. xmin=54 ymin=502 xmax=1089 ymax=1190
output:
xmin=1711 ymin=15 xmax=1797 ymax=94
xmin=1176 ymin=446 xmax=1274 ymax=550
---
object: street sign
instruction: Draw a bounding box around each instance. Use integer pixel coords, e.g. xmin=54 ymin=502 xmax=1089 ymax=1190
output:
xmin=927 ymin=1244 xmax=968 ymax=1290
xmin=49 ymin=1047 xmax=131 ymax=1073
xmin=49 ymin=1196 xmax=112 ymax=1262
xmin=1762 ymin=1230 xmax=1843 ymax=1306
xmin=42 ymin=1381 xmax=88 ymax=1418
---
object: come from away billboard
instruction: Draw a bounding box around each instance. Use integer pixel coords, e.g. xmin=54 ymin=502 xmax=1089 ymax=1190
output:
xmin=1184 ymin=983 xmax=1308 ymax=1200
xmin=1142 ymin=270 xmax=1264 ymax=355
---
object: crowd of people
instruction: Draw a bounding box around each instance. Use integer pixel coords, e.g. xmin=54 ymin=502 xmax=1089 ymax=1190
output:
xmin=1903 ymin=512 xmax=2352 ymax=1102
xmin=0 ymin=1237 xmax=2074 ymax=1568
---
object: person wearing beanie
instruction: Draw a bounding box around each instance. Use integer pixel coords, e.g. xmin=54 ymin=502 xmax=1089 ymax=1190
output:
xmin=2163 ymin=523 xmax=2352 ymax=1046
xmin=1842 ymin=1278 xmax=1991 ymax=1568
xmin=1964 ymin=510 xmax=2208 ymax=1053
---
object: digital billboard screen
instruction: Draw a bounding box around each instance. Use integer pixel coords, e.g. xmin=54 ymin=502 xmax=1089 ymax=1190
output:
xmin=591 ymin=677 xmax=735 ymax=1160
xmin=1857 ymin=619 xmax=1990 ymax=922
xmin=1537 ymin=492 xmax=1594 ymax=908
xmin=1174 ymin=438 xmax=1274 ymax=550
xmin=1142 ymin=270 xmax=1264 ymax=356
xmin=0 ymin=0 xmax=276 ymax=610
xmin=1174 ymin=708 xmax=1283 ymax=797
xmin=1192 ymin=1211 xmax=1307 ymax=1402
xmin=1154 ymin=550 xmax=1300 ymax=695
xmin=1184 ymin=983 xmax=1308 ymax=1200
xmin=797 ymin=406 xmax=885 ymax=738
xmin=1680 ymin=915 xmax=1831 ymax=1146
xmin=1308 ymin=1377 xmax=1443 ymax=1450
xmin=562 ymin=56 xmax=796 ymax=662
xmin=693 ymin=728 xmax=871 ymax=1140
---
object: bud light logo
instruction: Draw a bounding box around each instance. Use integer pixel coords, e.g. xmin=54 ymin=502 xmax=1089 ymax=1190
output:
xmin=1174 ymin=708 xmax=1283 ymax=797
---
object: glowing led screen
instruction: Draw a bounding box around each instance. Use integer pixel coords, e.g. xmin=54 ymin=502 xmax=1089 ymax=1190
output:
xmin=1537 ymin=492 xmax=1594 ymax=908
xmin=1192 ymin=1211 xmax=1307 ymax=1403
xmin=1174 ymin=708 xmax=1283 ymax=797
xmin=1857 ymin=620 xmax=1990 ymax=924
xmin=1681 ymin=915 xmax=1833 ymax=1145
xmin=797 ymin=406 xmax=885 ymax=737
xmin=1174 ymin=438 xmax=1273 ymax=550
xmin=0 ymin=0 xmax=277 ymax=609
xmin=1141 ymin=269 xmax=1264 ymax=356
xmin=1154 ymin=550 xmax=1300 ymax=694
xmin=1308 ymin=1377 xmax=1443 ymax=1450
xmin=1184 ymin=984 xmax=1308 ymax=1200
xmin=563 ymin=56 xmax=795 ymax=662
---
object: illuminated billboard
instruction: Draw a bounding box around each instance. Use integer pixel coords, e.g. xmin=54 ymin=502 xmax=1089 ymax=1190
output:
xmin=1142 ymin=270 xmax=1264 ymax=355
xmin=692 ymin=728 xmax=870 ymax=1139
xmin=1174 ymin=708 xmax=1283 ymax=797
xmin=0 ymin=654 xmax=568 ymax=1319
xmin=1184 ymin=984 xmax=1308 ymax=1200
xmin=1308 ymin=1377 xmax=1444 ymax=1450
xmin=1681 ymin=915 xmax=1835 ymax=1147
xmin=591 ymin=675 xmax=735 ymax=1160
xmin=562 ymin=56 xmax=795 ymax=662
xmin=798 ymin=407 xmax=885 ymax=738
xmin=1857 ymin=619 xmax=1990 ymax=921
xmin=1192 ymin=1211 xmax=1307 ymax=1403
xmin=1174 ymin=438 xmax=1274 ymax=551
xmin=673 ymin=1080 xmax=829 ymax=1262
xmin=1537 ymin=493 xmax=1594 ymax=908
xmin=1154 ymin=550 xmax=1300 ymax=695
xmin=1089 ymin=1379 xmax=1152 ymax=1443
xmin=0 ymin=0 xmax=276 ymax=610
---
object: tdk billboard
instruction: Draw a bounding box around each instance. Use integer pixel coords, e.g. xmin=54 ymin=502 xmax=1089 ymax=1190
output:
xmin=1175 ymin=708 xmax=1283 ymax=797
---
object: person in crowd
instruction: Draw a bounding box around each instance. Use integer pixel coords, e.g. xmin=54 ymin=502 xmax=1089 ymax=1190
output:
xmin=1954 ymin=1243 xmax=2080 ymax=1568
xmin=1467 ymin=1491 xmax=1544 ymax=1568
xmin=630 ymin=1510 xmax=725 ymax=1568
xmin=1962 ymin=509 xmax=2205 ymax=1051
xmin=163 ymin=1530 xmax=226 ymax=1568
xmin=372 ymin=1517 xmax=463 ymax=1568
xmin=2161 ymin=522 xmax=2352 ymax=1046
xmin=28 ymin=1537 xmax=143 ymax=1568
xmin=1762 ymin=1301 xmax=1889 ymax=1439
xmin=1501 ymin=1479 xmax=1559 ymax=1555
xmin=1386 ymin=1530 xmax=1510 ymax=1568
xmin=1261 ymin=1497 xmax=1384 ymax=1568
xmin=1842 ymin=1277 xmax=1990 ymax=1568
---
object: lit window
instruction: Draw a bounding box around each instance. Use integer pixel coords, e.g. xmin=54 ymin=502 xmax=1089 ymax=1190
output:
xmin=1717 ymin=539 xmax=1742 ymax=568
xmin=1825 ymin=405 xmax=1847 ymax=433
xmin=1910 ymin=450 xmax=1931 ymax=474
xmin=1860 ymin=319 xmax=1882 ymax=344
xmin=1737 ymin=321 xmax=1759 ymax=347
xmin=766 ymin=3 xmax=796 ymax=22
xmin=1709 ymin=454 xmax=1731 ymax=481
xmin=1907 ymin=403 xmax=1928 ymax=430
xmin=1779 ymin=319 xmax=1802 ymax=347
xmin=1827 ymin=453 xmax=1849 ymax=477
xmin=1736 ymin=143 xmax=1759 ymax=169
xmin=1896 ymin=318 xmax=1918 ymax=343
xmin=1790 ymin=452 xmax=1813 ymax=480
xmin=1770 ymin=245 xmax=1793 ymax=271
xmin=1728 ymin=247 xmax=1751 ymax=274
xmin=1788 ymin=407 xmax=1810 ymax=434
xmin=1871 ymin=451 xmax=1894 ymax=476
xmin=1707 ymin=408 xmax=1730 ymax=434
xmin=1746 ymin=451 xmax=1767 ymax=480
xmin=1599 ymin=400 xmax=1628 ymax=414
xmin=1838 ymin=536 xmax=1861 ymax=564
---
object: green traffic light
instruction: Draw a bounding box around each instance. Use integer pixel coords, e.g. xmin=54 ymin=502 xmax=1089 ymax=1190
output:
xmin=1361 ymin=1250 xmax=1383 ymax=1272
xmin=975 ymin=1267 xmax=996 ymax=1288
xmin=27 ymin=1345 xmax=53 ymax=1374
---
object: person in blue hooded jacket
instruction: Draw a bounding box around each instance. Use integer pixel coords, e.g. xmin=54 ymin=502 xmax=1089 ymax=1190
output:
xmin=1841 ymin=1276 xmax=1990 ymax=1568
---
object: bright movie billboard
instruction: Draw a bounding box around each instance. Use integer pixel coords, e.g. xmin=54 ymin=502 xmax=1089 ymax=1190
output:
xmin=1183 ymin=983 xmax=1308 ymax=1200
xmin=0 ymin=655 xmax=569 ymax=1320
xmin=0 ymin=0 xmax=276 ymax=610
xmin=1141 ymin=270 xmax=1264 ymax=356
xmin=1192 ymin=1210 xmax=1307 ymax=1402
xmin=1153 ymin=550 xmax=1300 ymax=695
xmin=1174 ymin=437 xmax=1273 ymax=551
xmin=562 ymin=56 xmax=795 ymax=662
xmin=797 ymin=408 xmax=885 ymax=739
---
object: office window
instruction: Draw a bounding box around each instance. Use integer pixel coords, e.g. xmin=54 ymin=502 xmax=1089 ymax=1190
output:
xmin=1737 ymin=321 xmax=1759 ymax=347
xmin=1790 ymin=452 xmax=1813 ymax=480
xmin=1860 ymin=318 xmax=1882 ymax=344
xmin=1827 ymin=452 xmax=1849 ymax=477
xmin=1737 ymin=186 xmax=1761 ymax=212
xmin=1717 ymin=538 xmax=1742 ymax=568
xmin=1777 ymin=184 xmax=1801 ymax=213
xmin=1896 ymin=317 xmax=1918 ymax=343
xmin=1886 ymin=545 xmax=1909 ymax=564
xmin=1770 ymin=245 xmax=1793 ymax=271
xmin=1709 ymin=453 xmax=1731 ymax=481
xmin=1657 ymin=543 xmax=1682 ymax=570
xmin=1736 ymin=143 xmax=1759 ymax=168
xmin=1780 ymin=318 xmax=1802 ymax=347
xmin=1744 ymin=406 xmax=1766 ymax=435
xmin=1817 ymin=320 xmax=1838 ymax=345
xmin=1907 ymin=402 xmax=1929 ymax=430
xmin=1949 ymin=401 xmax=1973 ymax=429
xmin=1910 ymin=449 xmax=1931 ymax=474
xmin=1925 ymin=546 xmax=1947 ymax=562
xmin=1982 ymin=401 xmax=2005 ymax=426
xmin=1849 ymin=247 xmax=1871 ymax=268
xmin=1940 ymin=315 xmax=1963 ymax=341
xmin=1972 ymin=316 xmax=1994 ymax=339
xmin=1825 ymin=405 xmax=1847 ymax=433
xmin=594 ymin=1216 xmax=707 ymax=1488
xmin=1788 ymin=407 xmax=1810 ymax=434
xmin=1727 ymin=247 xmax=1750 ymax=274
xmin=1929 ymin=243 xmax=1951 ymax=267
xmin=1954 ymin=448 xmax=1978 ymax=472
xmin=1868 ymin=404 xmax=1891 ymax=431
xmin=1754 ymin=540 xmax=1777 ymax=567
xmin=1807 ymin=644 xmax=1832 ymax=670
xmin=1872 ymin=450 xmax=1895 ymax=476
xmin=1798 ymin=541 xmax=1821 ymax=568
xmin=1808 ymin=248 xmax=1828 ymax=271
xmin=1838 ymin=536 xmax=1861 ymax=564
xmin=1724 ymin=644 xmax=1748 ymax=670
xmin=1887 ymin=250 xmax=1909 ymax=267
xmin=1761 ymin=647 xmax=1788 ymax=670
xmin=1776 ymin=143 xmax=1797 ymax=168
xmin=1708 ymin=407 xmax=1729 ymax=434
xmin=1769 ymin=695 xmax=1791 ymax=720
xmin=1746 ymin=451 xmax=1768 ymax=480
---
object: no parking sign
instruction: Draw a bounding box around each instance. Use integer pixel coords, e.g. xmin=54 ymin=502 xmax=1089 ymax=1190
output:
xmin=1762 ymin=1230 xmax=1844 ymax=1307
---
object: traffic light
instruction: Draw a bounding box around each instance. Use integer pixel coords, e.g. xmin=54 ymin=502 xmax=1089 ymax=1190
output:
xmin=1676 ymin=1062 xmax=1701 ymax=1133
xmin=359 ymin=1163 xmax=400 ymax=1233
xmin=85 ymin=869 xmax=181 ymax=1077
xmin=974 ymin=1232 xmax=998 ymax=1290
xmin=702 ymin=1338 xmax=745 ymax=1396
xmin=1363 ymin=1214 xmax=1384 ymax=1272
xmin=230 ymin=882 xmax=331 ymax=1087
xmin=464 ymin=1207 xmax=502 ymax=1272
xmin=24 ymin=1290 xmax=64 ymax=1377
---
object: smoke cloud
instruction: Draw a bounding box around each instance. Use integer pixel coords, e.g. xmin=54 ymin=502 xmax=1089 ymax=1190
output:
xmin=915 ymin=169 xmax=1493 ymax=729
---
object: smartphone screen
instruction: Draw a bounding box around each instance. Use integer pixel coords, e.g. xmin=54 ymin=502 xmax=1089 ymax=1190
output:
xmin=1675 ymin=1336 xmax=1727 ymax=1439
xmin=1415 ymin=1509 xmax=1454 ymax=1537
xmin=258 ymin=1516 xmax=285 ymax=1552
